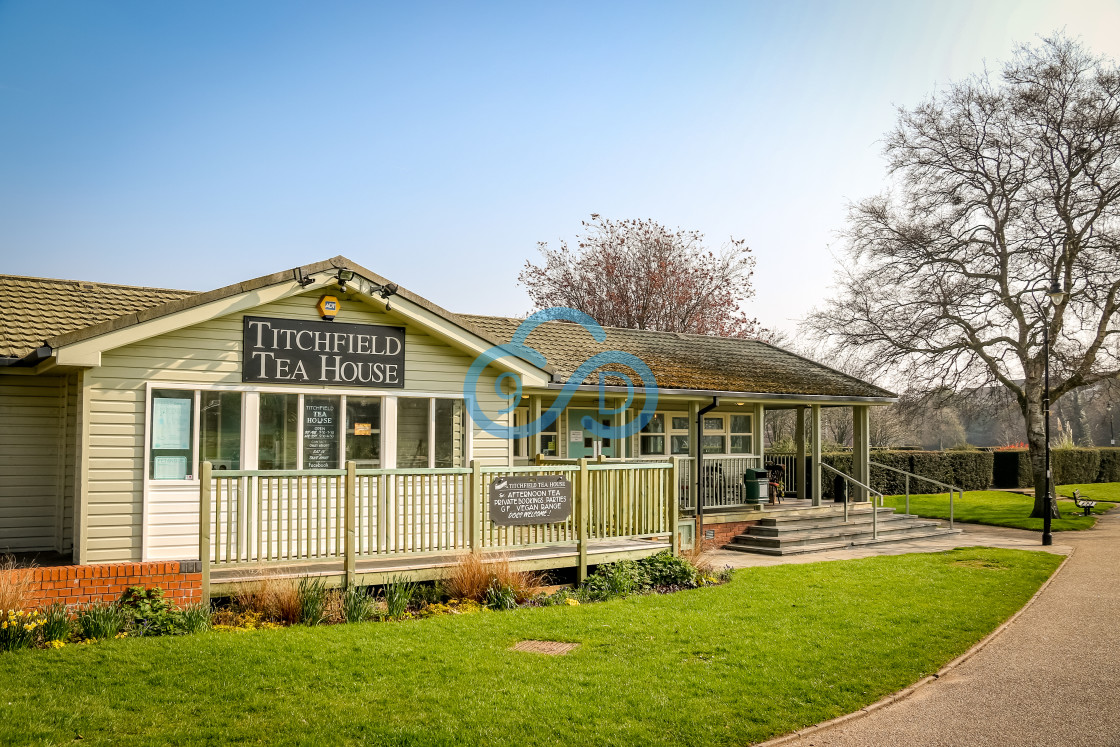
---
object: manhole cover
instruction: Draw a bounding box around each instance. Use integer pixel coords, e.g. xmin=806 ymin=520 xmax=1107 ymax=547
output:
xmin=510 ymin=640 xmax=579 ymax=655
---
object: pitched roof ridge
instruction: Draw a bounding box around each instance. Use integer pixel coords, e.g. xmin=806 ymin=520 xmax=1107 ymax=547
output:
xmin=457 ymin=312 xmax=768 ymax=345
xmin=0 ymin=273 xmax=196 ymax=296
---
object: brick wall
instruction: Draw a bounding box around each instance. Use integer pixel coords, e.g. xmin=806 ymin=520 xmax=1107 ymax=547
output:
xmin=698 ymin=519 xmax=758 ymax=551
xmin=3 ymin=561 xmax=203 ymax=610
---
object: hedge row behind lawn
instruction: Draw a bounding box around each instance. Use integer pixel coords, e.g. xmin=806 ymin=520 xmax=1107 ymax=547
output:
xmin=811 ymin=451 xmax=993 ymax=500
xmin=992 ymin=448 xmax=1120 ymax=488
xmin=777 ymin=448 xmax=1120 ymax=496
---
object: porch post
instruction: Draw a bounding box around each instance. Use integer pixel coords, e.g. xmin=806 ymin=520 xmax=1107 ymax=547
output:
xmin=199 ymin=461 xmax=212 ymax=603
xmin=795 ymin=407 xmax=807 ymax=501
xmin=852 ymin=405 xmax=870 ymax=501
xmin=810 ymin=404 xmax=822 ymax=507
xmin=529 ymin=395 xmax=542 ymax=462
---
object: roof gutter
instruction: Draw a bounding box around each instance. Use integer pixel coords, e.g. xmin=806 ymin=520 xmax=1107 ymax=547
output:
xmin=0 ymin=346 xmax=52 ymax=368
xmin=543 ymin=382 xmax=897 ymax=404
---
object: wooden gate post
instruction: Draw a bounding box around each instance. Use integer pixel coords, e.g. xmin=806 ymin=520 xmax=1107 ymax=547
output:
xmin=577 ymin=458 xmax=590 ymax=583
xmin=345 ymin=461 xmax=357 ymax=588
xmin=469 ymin=460 xmax=482 ymax=555
xmin=199 ymin=461 xmax=212 ymax=603
xmin=669 ymin=458 xmax=681 ymax=556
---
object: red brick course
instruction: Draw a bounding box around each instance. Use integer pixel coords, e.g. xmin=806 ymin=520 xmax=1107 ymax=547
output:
xmin=1 ymin=561 xmax=202 ymax=610
xmin=698 ymin=518 xmax=759 ymax=551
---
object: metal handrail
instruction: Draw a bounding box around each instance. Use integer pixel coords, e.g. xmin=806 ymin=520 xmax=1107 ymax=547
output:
xmin=820 ymin=463 xmax=884 ymax=539
xmin=869 ymin=461 xmax=958 ymax=530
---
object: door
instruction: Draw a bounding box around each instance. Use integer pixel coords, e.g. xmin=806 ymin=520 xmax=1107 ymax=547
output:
xmin=567 ymin=408 xmax=617 ymax=459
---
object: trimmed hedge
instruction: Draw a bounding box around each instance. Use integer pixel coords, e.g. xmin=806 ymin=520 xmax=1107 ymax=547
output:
xmin=780 ymin=447 xmax=1119 ymax=498
xmin=1099 ymin=449 xmax=1120 ymax=483
xmin=992 ymin=451 xmax=1033 ymax=489
xmin=1052 ymin=449 xmax=1102 ymax=486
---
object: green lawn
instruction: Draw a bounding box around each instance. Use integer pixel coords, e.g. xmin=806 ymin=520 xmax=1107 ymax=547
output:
xmin=1057 ymin=482 xmax=1120 ymax=503
xmin=882 ymin=486 xmax=1116 ymax=532
xmin=0 ymin=548 xmax=1061 ymax=746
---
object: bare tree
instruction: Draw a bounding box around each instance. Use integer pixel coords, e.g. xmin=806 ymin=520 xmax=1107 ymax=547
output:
xmin=807 ymin=34 xmax=1120 ymax=517
xmin=519 ymin=215 xmax=767 ymax=338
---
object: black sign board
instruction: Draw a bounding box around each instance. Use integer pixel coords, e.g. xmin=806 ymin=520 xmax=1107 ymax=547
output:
xmin=243 ymin=316 xmax=405 ymax=388
xmin=488 ymin=475 xmax=573 ymax=526
xmin=303 ymin=397 xmax=339 ymax=469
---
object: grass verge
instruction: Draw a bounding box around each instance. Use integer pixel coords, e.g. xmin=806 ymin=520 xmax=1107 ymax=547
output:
xmin=0 ymin=548 xmax=1060 ymax=746
xmin=882 ymin=488 xmax=1114 ymax=531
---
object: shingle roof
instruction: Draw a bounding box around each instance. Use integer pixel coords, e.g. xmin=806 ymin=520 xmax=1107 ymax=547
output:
xmin=0 ymin=264 xmax=894 ymax=400
xmin=458 ymin=314 xmax=895 ymax=400
xmin=0 ymin=274 xmax=195 ymax=359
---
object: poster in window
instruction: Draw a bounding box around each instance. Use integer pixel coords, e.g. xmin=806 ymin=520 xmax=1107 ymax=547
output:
xmin=303 ymin=398 xmax=340 ymax=469
xmin=153 ymin=456 xmax=188 ymax=480
xmin=153 ymin=397 xmax=192 ymax=450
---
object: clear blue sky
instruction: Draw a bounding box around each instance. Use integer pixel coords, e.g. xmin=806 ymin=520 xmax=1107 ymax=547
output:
xmin=1 ymin=1 xmax=1117 ymax=336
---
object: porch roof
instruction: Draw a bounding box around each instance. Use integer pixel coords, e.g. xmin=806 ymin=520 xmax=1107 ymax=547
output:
xmin=459 ymin=315 xmax=895 ymax=401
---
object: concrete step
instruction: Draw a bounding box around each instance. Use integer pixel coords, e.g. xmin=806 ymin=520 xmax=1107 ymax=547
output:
xmin=728 ymin=521 xmax=945 ymax=550
xmin=723 ymin=527 xmax=962 ymax=556
xmin=740 ymin=518 xmax=943 ymax=543
xmin=753 ymin=509 xmax=901 ymax=532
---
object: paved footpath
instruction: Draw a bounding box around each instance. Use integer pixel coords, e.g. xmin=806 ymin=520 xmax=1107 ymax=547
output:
xmin=737 ymin=513 xmax=1120 ymax=747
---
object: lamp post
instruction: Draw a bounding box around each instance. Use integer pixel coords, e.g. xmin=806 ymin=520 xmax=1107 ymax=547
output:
xmin=1108 ymin=402 xmax=1116 ymax=447
xmin=1031 ymin=277 xmax=1067 ymax=547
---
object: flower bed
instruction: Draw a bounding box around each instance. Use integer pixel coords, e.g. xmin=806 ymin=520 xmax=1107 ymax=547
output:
xmin=1 ymin=551 xmax=728 ymax=652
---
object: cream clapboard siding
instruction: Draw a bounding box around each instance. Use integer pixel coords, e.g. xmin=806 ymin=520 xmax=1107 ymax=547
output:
xmin=85 ymin=292 xmax=511 ymax=563
xmin=0 ymin=373 xmax=65 ymax=552
xmin=60 ymin=372 xmax=78 ymax=553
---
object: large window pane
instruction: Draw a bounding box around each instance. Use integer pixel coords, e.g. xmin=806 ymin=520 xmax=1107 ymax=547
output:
xmin=303 ymin=395 xmax=341 ymax=469
xmin=730 ymin=435 xmax=752 ymax=454
xmin=670 ymin=435 xmax=690 ymax=455
xmin=150 ymin=389 xmax=194 ymax=480
xmin=641 ymin=413 xmax=664 ymax=434
xmin=201 ymin=391 xmax=241 ymax=470
xmin=671 ymin=416 xmax=690 ymax=431
xmin=640 ymin=435 xmax=665 ymax=455
xmin=434 ymin=399 xmax=465 ymax=468
xmin=701 ymin=435 xmax=726 ymax=454
xmin=259 ymin=393 xmax=299 ymax=470
xmin=346 ymin=396 xmax=381 ymax=467
xmin=730 ymin=414 xmax=751 ymax=434
xmin=397 ymin=398 xmax=430 ymax=468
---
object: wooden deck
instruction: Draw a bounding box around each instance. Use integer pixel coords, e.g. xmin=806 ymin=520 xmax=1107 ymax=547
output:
xmin=209 ymin=537 xmax=672 ymax=593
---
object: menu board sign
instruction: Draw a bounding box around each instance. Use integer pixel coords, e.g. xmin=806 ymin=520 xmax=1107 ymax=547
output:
xmin=488 ymin=475 xmax=572 ymax=525
xmin=303 ymin=398 xmax=339 ymax=469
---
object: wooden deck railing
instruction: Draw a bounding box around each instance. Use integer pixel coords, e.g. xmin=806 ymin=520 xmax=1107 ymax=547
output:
xmin=199 ymin=458 xmax=680 ymax=597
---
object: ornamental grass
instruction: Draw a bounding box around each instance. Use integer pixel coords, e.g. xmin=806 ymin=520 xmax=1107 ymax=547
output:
xmin=0 ymin=555 xmax=34 ymax=613
xmin=441 ymin=552 xmax=544 ymax=603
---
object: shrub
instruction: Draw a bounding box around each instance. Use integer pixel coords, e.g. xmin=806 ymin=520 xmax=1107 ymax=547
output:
xmin=1098 ymin=449 xmax=1120 ymax=483
xmin=384 ymin=576 xmax=416 ymax=619
xmin=411 ymin=582 xmax=445 ymax=608
xmin=120 ymin=586 xmax=182 ymax=637
xmin=39 ymin=602 xmax=72 ymax=644
xmin=643 ymin=551 xmax=699 ymax=588
xmin=0 ymin=555 xmax=34 ymax=614
xmin=341 ymin=586 xmax=376 ymax=623
xmin=296 ymin=577 xmax=328 ymax=626
xmin=581 ymin=560 xmax=651 ymax=601
xmin=76 ymin=602 xmax=127 ymax=641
